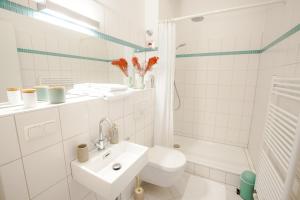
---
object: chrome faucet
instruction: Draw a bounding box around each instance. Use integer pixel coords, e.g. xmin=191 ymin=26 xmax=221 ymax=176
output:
xmin=95 ymin=118 xmax=113 ymax=151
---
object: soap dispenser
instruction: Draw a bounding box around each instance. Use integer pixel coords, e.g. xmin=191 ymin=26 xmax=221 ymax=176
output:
xmin=110 ymin=123 xmax=119 ymax=144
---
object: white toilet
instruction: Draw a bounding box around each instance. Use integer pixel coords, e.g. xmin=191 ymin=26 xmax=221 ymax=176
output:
xmin=140 ymin=145 xmax=186 ymax=187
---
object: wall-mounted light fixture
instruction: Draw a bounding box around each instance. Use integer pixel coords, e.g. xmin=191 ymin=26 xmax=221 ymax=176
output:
xmin=37 ymin=0 xmax=100 ymax=30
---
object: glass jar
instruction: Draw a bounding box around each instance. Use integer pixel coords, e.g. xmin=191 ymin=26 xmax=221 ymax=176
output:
xmin=135 ymin=73 xmax=145 ymax=89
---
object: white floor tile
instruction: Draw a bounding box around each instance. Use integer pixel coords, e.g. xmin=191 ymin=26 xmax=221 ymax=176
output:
xmin=180 ymin=176 xmax=226 ymax=200
xmin=226 ymin=185 xmax=243 ymax=200
xmin=142 ymin=182 xmax=173 ymax=200
xmin=141 ymin=174 xmax=242 ymax=200
xmin=169 ymin=173 xmax=191 ymax=198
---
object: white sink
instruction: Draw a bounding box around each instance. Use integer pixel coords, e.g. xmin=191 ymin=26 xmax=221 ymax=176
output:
xmin=71 ymin=141 xmax=148 ymax=199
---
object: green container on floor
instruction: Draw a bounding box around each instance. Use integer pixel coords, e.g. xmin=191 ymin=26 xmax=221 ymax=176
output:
xmin=240 ymin=170 xmax=256 ymax=200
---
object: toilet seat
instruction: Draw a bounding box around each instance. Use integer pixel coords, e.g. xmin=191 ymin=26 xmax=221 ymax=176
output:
xmin=148 ymin=145 xmax=186 ymax=172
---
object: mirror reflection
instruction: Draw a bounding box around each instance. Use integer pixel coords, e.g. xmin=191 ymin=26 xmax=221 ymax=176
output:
xmin=0 ymin=0 xmax=153 ymax=107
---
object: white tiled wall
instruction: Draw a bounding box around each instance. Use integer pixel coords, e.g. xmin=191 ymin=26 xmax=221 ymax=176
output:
xmin=248 ymin=0 xmax=300 ymax=169
xmin=247 ymin=0 xmax=300 ymax=199
xmin=0 ymin=0 xmax=146 ymax=88
xmin=59 ymin=102 xmax=89 ymax=140
xmin=0 ymin=159 xmax=29 ymax=200
xmin=174 ymin=8 xmax=265 ymax=147
xmin=0 ymin=89 xmax=154 ymax=200
xmin=23 ymin=143 xmax=66 ymax=198
xmin=15 ymin=107 xmax=62 ymax=156
xmin=0 ymin=116 xmax=21 ymax=165
xmin=32 ymin=179 xmax=70 ymax=200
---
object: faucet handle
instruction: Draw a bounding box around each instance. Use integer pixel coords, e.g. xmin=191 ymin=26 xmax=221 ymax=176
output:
xmin=95 ymin=142 xmax=101 ymax=150
xmin=95 ymin=136 xmax=108 ymax=150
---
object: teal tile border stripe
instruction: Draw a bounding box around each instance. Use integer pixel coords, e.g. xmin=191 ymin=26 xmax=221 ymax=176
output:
xmin=176 ymin=49 xmax=262 ymax=58
xmin=176 ymin=23 xmax=300 ymax=58
xmin=0 ymin=0 xmax=147 ymax=51
xmin=138 ymin=24 xmax=300 ymax=58
xmin=135 ymin=47 xmax=158 ymax=53
xmin=17 ymin=48 xmax=112 ymax=62
xmin=1 ymin=0 xmax=299 ymax=59
xmin=261 ymin=24 xmax=300 ymax=52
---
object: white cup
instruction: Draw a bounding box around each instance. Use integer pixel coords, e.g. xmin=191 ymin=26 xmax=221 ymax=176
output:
xmin=22 ymin=89 xmax=37 ymax=108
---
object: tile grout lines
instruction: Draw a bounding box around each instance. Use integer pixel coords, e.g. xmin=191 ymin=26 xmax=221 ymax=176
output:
xmin=1 ymin=1 xmax=300 ymax=60
xmin=176 ymin=23 xmax=300 ymax=58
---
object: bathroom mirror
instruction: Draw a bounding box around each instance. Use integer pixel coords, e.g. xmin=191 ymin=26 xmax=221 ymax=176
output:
xmin=0 ymin=0 xmax=138 ymax=104
xmin=0 ymin=20 xmax=22 ymax=102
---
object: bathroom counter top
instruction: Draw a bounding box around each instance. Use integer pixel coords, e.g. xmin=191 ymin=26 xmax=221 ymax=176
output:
xmin=0 ymin=88 xmax=154 ymax=118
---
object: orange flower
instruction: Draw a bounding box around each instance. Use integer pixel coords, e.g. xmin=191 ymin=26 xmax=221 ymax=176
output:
xmin=111 ymin=58 xmax=128 ymax=76
xmin=132 ymin=57 xmax=142 ymax=71
xmin=144 ymin=56 xmax=159 ymax=75
xmin=118 ymin=58 xmax=128 ymax=68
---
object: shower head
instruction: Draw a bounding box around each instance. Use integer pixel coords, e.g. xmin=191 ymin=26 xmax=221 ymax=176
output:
xmin=191 ymin=16 xmax=204 ymax=22
xmin=146 ymin=30 xmax=153 ymax=36
xmin=176 ymin=43 xmax=186 ymax=50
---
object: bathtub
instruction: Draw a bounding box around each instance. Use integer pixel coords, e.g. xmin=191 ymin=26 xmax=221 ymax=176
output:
xmin=174 ymin=135 xmax=253 ymax=185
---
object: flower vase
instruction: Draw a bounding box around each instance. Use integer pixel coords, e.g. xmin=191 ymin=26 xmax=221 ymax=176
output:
xmin=124 ymin=76 xmax=134 ymax=88
xmin=135 ymin=73 xmax=145 ymax=89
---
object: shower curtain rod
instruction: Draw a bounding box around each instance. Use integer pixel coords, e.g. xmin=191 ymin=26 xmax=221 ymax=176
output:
xmin=165 ymin=0 xmax=285 ymax=23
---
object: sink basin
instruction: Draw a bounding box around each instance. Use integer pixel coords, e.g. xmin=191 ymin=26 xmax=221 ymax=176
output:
xmin=71 ymin=141 xmax=148 ymax=199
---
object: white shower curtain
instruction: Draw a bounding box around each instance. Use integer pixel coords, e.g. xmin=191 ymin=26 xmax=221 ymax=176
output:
xmin=153 ymin=22 xmax=176 ymax=147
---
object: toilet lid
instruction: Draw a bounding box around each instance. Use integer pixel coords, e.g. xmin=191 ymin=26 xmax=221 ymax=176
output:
xmin=147 ymin=145 xmax=186 ymax=172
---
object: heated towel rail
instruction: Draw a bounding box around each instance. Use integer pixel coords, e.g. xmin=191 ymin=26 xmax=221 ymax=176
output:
xmin=255 ymin=76 xmax=300 ymax=200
